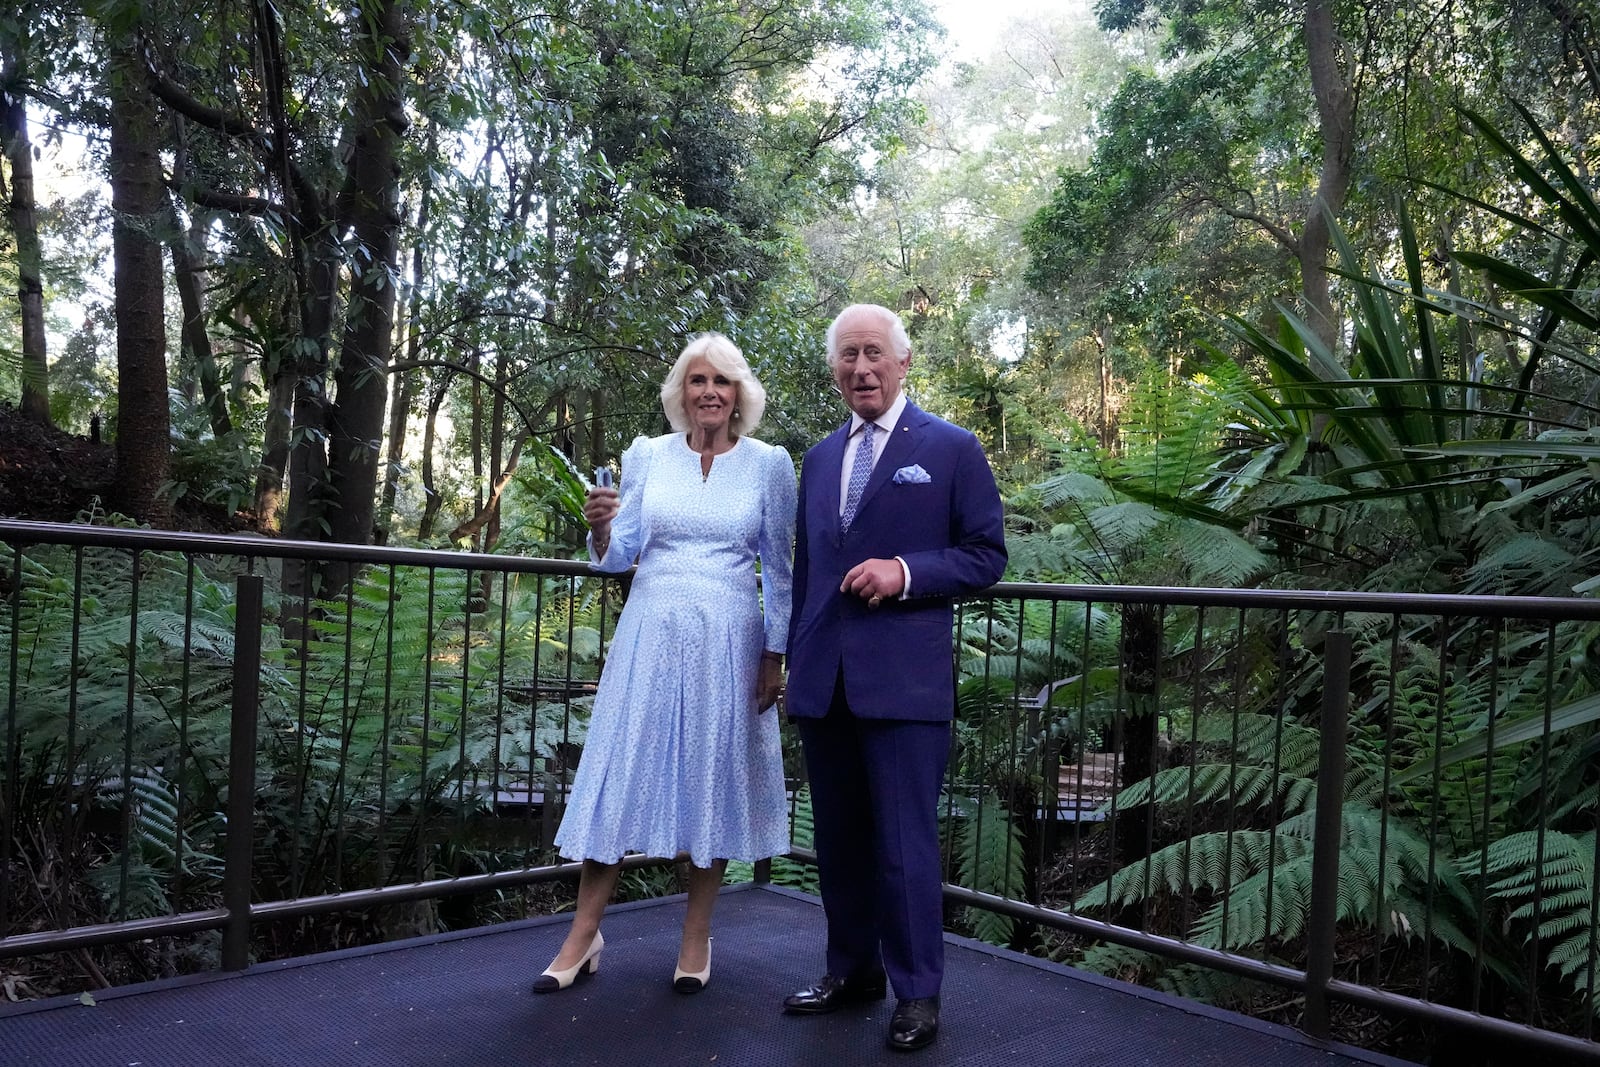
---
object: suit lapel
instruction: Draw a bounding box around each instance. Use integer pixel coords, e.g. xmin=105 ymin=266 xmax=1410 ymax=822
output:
xmin=816 ymin=422 xmax=849 ymax=536
xmin=855 ymin=403 xmax=926 ymax=520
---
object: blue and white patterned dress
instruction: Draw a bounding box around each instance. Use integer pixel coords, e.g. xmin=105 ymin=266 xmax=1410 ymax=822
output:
xmin=554 ymin=432 xmax=797 ymax=866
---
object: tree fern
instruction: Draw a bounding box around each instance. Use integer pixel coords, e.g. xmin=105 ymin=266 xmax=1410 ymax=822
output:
xmin=1111 ymin=762 xmax=1316 ymax=817
xmin=948 ymin=791 xmax=1028 ymax=945
xmin=1074 ymin=828 xmax=1294 ymax=914
xmin=1074 ymin=799 xmax=1466 ymax=959
xmin=86 ymin=771 xmax=223 ymax=920
xmin=1462 ymin=830 xmax=1600 ymax=1013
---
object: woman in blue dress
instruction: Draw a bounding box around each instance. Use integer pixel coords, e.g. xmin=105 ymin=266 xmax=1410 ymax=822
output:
xmin=534 ymin=333 xmax=796 ymax=996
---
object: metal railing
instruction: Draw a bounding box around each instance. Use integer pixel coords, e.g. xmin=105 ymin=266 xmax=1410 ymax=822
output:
xmin=3 ymin=519 xmax=1599 ymax=1060
xmin=941 ymin=584 xmax=1600 ymax=1060
xmin=0 ymin=521 xmax=632 ymax=972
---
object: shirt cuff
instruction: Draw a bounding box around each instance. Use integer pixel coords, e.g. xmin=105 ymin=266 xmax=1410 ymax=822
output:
xmin=895 ymin=555 xmax=911 ymax=599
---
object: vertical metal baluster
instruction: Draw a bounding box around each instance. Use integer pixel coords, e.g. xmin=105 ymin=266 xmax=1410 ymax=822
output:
xmin=65 ymin=547 xmax=85 ymax=895
xmin=557 ymin=573 xmax=580 ymax=860
xmin=1371 ymin=615 xmax=1400 ymax=988
xmin=378 ymin=566 xmax=396 ymax=886
xmin=1264 ymin=608 xmax=1290 ymax=961
xmin=1071 ymin=599 xmax=1091 ymax=912
xmin=1304 ymin=626 xmax=1352 ymax=1039
xmin=1219 ymin=609 xmax=1247 ymax=954
xmin=1472 ymin=622 xmax=1502 ymax=1015
xmin=1180 ymin=605 xmax=1205 ymax=941
xmin=221 ymin=574 xmax=263 ymax=971
xmin=943 ymin=599 xmax=964 ymax=884
xmin=1142 ymin=604 xmax=1164 ymax=933
xmin=291 ymin=578 xmax=311 ymax=898
xmin=973 ymin=600 xmax=996 ymax=899
xmin=1009 ymin=597 xmax=1026 ymax=905
xmin=118 ymin=550 xmax=142 ymax=920
xmin=174 ymin=555 xmax=196 ymax=912
xmin=1040 ymin=600 xmax=1061 ymax=880
xmin=1 ymin=543 xmax=24 ymax=938
xmin=1103 ymin=606 xmax=1127 ymax=914
xmin=1528 ymin=621 xmax=1556 ymax=1022
xmin=419 ymin=568 xmax=437 ymax=880
xmin=1422 ymin=617 xmax=1450 ymax=1004
xmin=337 ymin=577 xmax=354 ymax=887
xmin=458 ymin=568 xmax=473 ymax=849
xmin=492 ymin=571 xmax=510 ymax=826
xmin=535 ymin=575 xmax=556 ymax=858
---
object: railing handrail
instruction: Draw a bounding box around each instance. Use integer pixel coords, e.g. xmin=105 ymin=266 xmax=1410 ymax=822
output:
xmin=982 ymin=579 xmax=1600 ymax=619
xmin=6 ymin=518 xmax=1599 ymax=619
xmin=0 ymin=519 xmax=595 ymax=576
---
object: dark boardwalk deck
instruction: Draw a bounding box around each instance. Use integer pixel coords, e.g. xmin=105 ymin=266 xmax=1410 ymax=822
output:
xmin=3 ymin=884 xmax=1413 ymax=1066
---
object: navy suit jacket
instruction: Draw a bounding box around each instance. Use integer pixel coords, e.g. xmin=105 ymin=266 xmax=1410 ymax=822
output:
xmin=786 ymin=402 xmax=1007 ymax=721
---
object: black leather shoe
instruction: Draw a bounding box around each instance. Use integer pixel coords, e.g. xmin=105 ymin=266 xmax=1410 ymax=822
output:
xmin=888 ymin=996 xmax=940 ymax=1051
xmin=782 ymin=973 xmax=888 ymax=1014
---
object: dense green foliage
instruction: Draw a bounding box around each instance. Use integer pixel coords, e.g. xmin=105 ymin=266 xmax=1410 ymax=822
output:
xmin=5 ymin=0 xmax=1600 ymax=1057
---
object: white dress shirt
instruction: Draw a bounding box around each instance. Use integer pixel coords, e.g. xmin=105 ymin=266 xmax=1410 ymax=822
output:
xmin=838 ymin=391 xmax=908 ymax=509
xmin=838 ymin=392 xmax=912 ymax=597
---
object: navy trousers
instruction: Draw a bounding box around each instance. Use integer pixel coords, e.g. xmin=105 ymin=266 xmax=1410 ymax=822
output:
xmin=795 ymin=676 xmax=951 ymax=1000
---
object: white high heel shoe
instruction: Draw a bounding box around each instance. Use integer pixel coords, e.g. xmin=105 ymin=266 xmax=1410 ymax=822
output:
xmin=532 ymin=930 xmax=604 ymax=994
xmin=673 ymin=937 xmax=711 ymax=994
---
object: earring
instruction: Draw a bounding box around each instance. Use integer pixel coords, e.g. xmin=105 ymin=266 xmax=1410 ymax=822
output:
xmin=733 ymin=408 xmax=741 ymax=419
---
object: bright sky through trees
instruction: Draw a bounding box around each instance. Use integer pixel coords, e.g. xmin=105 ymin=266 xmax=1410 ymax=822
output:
xmin=932 ymin=0 xmax=1057 ymax=60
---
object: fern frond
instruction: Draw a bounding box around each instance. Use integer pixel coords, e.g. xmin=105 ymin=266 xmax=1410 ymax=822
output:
xmin=1167 ymin=521 xmax=1272 ymax=586
xmin=1460 ymin=829 xmax=1599 ymax=1012
xmin=1107 ymin=763 xmax=1315 ymax=816
xmin=949 ymin=792 xmax=1028 ymax=944
xmin=1035 ymin=471 xmax=1118 ymax=511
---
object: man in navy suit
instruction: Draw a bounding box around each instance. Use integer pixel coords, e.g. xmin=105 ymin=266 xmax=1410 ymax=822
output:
xmin=782 ymin=303 xmax=1007 ymax=1051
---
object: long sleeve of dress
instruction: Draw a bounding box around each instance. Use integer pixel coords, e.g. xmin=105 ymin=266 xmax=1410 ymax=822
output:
xmin=758 ymin=443 xmax=797 ymax=654
xmin=588 ymin=435 xmax=651 ymax=573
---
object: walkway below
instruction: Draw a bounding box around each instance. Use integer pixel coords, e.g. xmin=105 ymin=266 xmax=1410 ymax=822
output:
xmin=3 ymin=884 xmax=1413 ymax=1066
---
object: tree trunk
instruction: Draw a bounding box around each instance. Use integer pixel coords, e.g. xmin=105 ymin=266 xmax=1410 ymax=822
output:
xmin=251 ymin=0 xmax=330 ymax=618
xmin=1 ymin=41 xmax=51 ymax=426
xmin=254 ymin=309 xmax=297 ymax=531
xmin=282 ymin=230 xmax=336 ymax=544
xmin=467 ymin=344 xmax=484 ymax=548
xmin=378 ymin=187 xmax=430 ymax=544
xmin=1299 ymin=0 xmax=1355 ymax=356
xmin=416 ymin=379 xmax=448 ymax=540
xmin=166 ymin=192 xmax=233 ymax=438
xmin=108 ymin=41 xmax=171 ymax=525
xmin=484 ymin=344 xmax=507 ymax=553
xmin=446 ymin=436 xmax=526 ymax=545
xmin=323 ymin=0 xmax=410 ymax=571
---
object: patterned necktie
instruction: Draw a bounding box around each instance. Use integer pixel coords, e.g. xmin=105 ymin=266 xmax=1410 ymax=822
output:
xmin=841 ymin=421 xmax=876 ymax=531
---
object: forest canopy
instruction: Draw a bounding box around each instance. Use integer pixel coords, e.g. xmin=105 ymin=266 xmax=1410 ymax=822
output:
xmin=1 ymin=0 xmax=1598 ymax=600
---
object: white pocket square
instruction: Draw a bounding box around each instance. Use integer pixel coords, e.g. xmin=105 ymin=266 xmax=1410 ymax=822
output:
xmin=893 ymin=464 xmax=932 ymax=484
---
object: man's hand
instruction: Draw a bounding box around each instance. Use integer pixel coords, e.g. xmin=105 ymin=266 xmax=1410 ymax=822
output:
xmin=841 ymin=558 xmax=904 ymax=608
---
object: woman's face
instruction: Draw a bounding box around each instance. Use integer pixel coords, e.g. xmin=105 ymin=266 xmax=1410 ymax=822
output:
xmin=683 ymin=356 xmax=738 ymax=436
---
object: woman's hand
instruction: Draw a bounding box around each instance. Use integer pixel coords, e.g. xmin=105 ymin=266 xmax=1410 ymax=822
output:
xmin=755 ymin=651 xmax=784 ymax=713
xmin=583 ymin=486 xmax=620 ymax=553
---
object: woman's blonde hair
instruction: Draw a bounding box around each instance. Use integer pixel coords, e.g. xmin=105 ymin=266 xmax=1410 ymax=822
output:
xmin=659 ymin=332 xmax=767 ymax=435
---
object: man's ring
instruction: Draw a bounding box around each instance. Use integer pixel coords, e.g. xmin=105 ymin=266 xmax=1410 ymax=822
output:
xmin=869 ymin=594 xmax=882 ymax=608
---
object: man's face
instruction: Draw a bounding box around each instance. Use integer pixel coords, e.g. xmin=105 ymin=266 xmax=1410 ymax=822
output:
xmin=831 ymin=309 xmax=909 ymax=421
